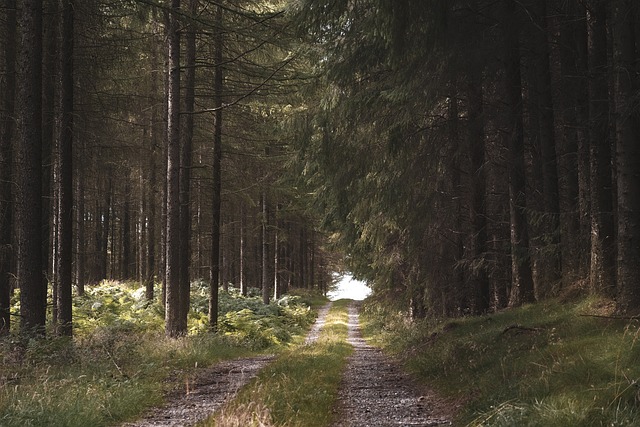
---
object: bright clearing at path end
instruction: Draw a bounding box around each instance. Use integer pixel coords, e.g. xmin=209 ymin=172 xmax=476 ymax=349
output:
xmin=328 ymin=274 xmax=371 ymax=301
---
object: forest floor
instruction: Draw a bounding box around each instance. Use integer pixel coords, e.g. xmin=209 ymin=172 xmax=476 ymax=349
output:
xmin=120 ymin=302 xmax=454 ymax=426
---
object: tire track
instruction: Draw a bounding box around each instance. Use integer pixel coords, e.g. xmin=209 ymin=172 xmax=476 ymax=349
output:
xmin=121 ymin=303 xmax=333 ymax=426
xmin=333 ymin=303 xmax=452 ymax=427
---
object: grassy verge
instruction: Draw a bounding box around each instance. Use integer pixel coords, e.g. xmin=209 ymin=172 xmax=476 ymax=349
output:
xmin=0 ymin=281 xmax=324 ymax=427
xmin=205 ymin=299 xmax=353 ymax=427
xmin=360 ymin=296 xmax=640 ymax=426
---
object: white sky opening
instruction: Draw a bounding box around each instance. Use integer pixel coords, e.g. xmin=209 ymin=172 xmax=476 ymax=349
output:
xmin=327 ymin=273 xmax=372 ymax=301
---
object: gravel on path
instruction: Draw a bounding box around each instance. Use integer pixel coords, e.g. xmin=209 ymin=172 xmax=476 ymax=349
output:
xmin=119 ymin=303 xmax=334 ymax=427
xmin=332 ymin=302 xmax=453 ymax=427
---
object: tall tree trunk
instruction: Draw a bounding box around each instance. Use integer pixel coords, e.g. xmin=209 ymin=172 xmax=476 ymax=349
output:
xmin=146 ymin=33 xmax=162 ymax=301
xmin=467 ymin=66 xmax=490 ymax=314
xmin=558 ymin=0 xmax=590 ymax=280
xmin=122 ymin=180 xmax=131 ymax=280
xmin=75 ymin=167 xmax=85 ymax=296
xmin=588 ymin=0 xmax=616 ymax=297
xmin=261 ymin=191 xmax=271 ymax=305
xmin=17 ymin=0 xmax=45 ymax=333
xmin=146 ymin=150 xmax=157 ymax=301
xmin=56 ymin=0 xmax=74 ymax=336
xmin=239 ymin=203 xmax=247 ymax=296
xmin=504 ymin=0 xmax=535 ymax=307
xmin=102 ymin=176 xmax=112 ymax=281
xmin=42 ymin=0 xmax=57 ymax=306
xmin=0 ymin=0 xmax=17 ymax=335
xmin=612 ymin=0 xmax=640 ymax=314
xmin=209 ymin=2 xmax=223 ymax=329
xmin=165 ymin=0 xmax=183 ymax=337
xmin=180 ymin=0 xmax=197 ymax=331
xmin=531 ymin=0 xmax=562 ymax=291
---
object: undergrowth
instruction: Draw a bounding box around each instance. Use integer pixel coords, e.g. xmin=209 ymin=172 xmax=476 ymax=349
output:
xmin=205 ymin=299 xmax=353 ymax=427
xmin=0 ymin=281 xmax=324 ymax=427
xmin=360 ymin=296 xmax=640 ymax=426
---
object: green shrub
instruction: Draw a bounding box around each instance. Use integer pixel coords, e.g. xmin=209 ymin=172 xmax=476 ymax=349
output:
xmin=0 ymin=280 xmax=324 ymax=426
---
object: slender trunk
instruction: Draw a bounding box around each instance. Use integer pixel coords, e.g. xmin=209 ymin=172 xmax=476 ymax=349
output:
xmin=613 ymin=0 xmax=640 ymax=313
xmin=467 ymin=67 xmax=490 ymax=313
xmin=165 ymin=0 xmax=183 ymax=337
xmin=0 ymin=0 xmax=17 ymax=334
xmin=75 ymin=168 xmax=85 ymax=296
xmin=56 ymin=0 xmax=74 ymax=336
xmin=239 ymin=204 xmax=247 ymax=296
xmin=122 ymin=181 xmax=131 ymax=280
xmin=146 ymin=33 xmax=162 ymax=301
xmin=17 ymin=0 xmax=46 ymax=333
xmin=179 ymin=0 xmax=197 ymax=330
xmin=261 ymin=192 xmax=271 ymax=305
xmin=531 ymin=0 xmax=562 ymax=290
xmin=588 ymin=0 xmax=616 ymax=297
xmin=558 ymin=0 xmax=589 ymax=280
xmin=209 ymin=2 xmax=223 ymax=329
xmin=42 ymin=0 xmax=57 ymax=306
xmin=504 ymin=0 xmax=535 ymax=307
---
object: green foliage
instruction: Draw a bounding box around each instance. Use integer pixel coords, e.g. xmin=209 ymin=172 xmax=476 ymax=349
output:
xmin=0 ymin=280 xmax=321 ymax=426
xmin=74 ymin=280 xmax=165 ymax=335
xmin=205 ymin=300 xmax=352 ymax=427
xmin=360 ymin=297 xmax=640 ymax=426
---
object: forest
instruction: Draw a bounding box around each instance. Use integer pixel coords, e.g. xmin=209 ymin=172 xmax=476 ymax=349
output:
xmin=1 ymin=0 xmax=640 ymax=358
xmin=2 ymin=0 xmax=640 ymax=425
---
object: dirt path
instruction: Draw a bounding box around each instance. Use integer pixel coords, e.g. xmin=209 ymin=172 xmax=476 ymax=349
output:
xmin=332 ymin=303 xmax=452 ymax=427
xmin=120 ymin=303 xmax=333 ymax=427
xmin=121 ymin=302 xmax=453 ymax=426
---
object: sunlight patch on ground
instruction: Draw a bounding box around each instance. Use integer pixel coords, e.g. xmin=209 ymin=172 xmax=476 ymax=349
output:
xmin=328 ymin=274 xmax=371 ymax=301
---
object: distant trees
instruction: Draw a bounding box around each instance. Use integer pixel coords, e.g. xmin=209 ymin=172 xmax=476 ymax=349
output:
xmin=0 ymin=0 xmax=331 ymax=337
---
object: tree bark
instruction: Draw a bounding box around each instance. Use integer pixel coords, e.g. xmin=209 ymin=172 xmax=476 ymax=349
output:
xmin=503 ymin=0 xmax=535 ymax=307
xmin=612 ymin=0 xmax=640 ymax=314
xmin=56 ymin=0 xmax=74 ymax=336
xmin=75 ymin=167 xmax=85 ymax=296
xmin=0 ymin=0 xmax=17 ymax=335
xmin=467 ymin=65 xmax=490 ymax=313
xmin=261 ymin=191 xmax=271 ymax=305
xmin=588 ymin=0 xmax=616 ymax=297
xmin=179 ymin=0 xmax=197 ymax=331
xmin=209 ymin=2 xmax=223 ymax=329
xmin=122 ymin=181 xmax=132 ymax=280
xmin=165 ymin=0 xmax=184 ymax=337
xmin=558 ymin=0 xmax=590 ymax=279
xmin=239 ymin=204 xmax=247 ymax=296
xmin=531 ymin=0 xmax=562 ymax=290
xmin=17 ymin=0 xmax=46 ymax=333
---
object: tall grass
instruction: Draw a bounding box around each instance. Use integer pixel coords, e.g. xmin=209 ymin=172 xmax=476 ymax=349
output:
xmin=360 ymin=296 xmax=640 ymax=426
xmin=0 ymin=281 xmax=323 ymax=426
xmin=205 ymin=299 xmax=353 ymax=427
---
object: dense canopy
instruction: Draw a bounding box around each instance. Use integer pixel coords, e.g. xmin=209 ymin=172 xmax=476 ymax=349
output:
xmin=1 ymin=0 xmax=639 ymax=336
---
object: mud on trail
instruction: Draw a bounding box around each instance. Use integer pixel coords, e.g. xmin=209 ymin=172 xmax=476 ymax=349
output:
xmin=121 ymin=301 xmax=453 ymax=426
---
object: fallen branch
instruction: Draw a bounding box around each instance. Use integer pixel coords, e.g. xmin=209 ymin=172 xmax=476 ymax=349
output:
xmin=501 ymin=324 xmax=544 ymax=335
xmin=579 ymin=314 xmax=640 ymax=320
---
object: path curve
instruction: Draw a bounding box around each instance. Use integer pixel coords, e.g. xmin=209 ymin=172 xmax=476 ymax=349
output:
xmin=121 ymin=303 xmax=333 ymax=427
xmin=333 ymin=302 xmax=452 ymax=427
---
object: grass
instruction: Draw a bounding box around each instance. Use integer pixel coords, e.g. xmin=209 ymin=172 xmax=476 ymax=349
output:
xmin=204 ymin=299 xmax=353 ymax=427
xmin=0 ymin=281 xmax=324 ymax=427
xmin=360 ymin=296 xmax=640 ymax=426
